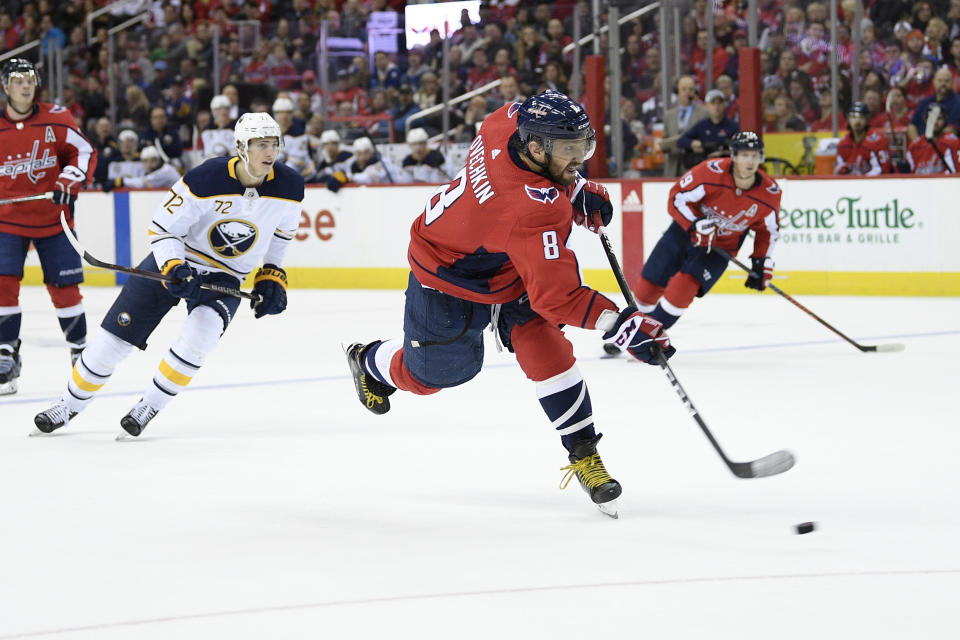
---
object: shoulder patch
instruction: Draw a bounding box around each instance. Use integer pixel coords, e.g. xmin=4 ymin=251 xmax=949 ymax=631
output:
xmin=507 ymin=102 xmax=521 ymax=118
xmin=524 ymin=184 xmax=560 ymax=204
xmin=707 ymin=160 xmax=724 ymax=173
xmin=49 ymin=105 xmax=68 ymax=114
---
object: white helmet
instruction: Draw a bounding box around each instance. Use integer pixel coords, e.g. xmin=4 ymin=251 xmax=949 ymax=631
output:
xmin=118 ymin=129 xmax=139 ymax=143
xmin=353 ymin=136 xmax=374 ymax=152
xmin=210 ymin=94 xmax=231 ymax=111
xmin=234 ymin=112 xmax=283 ymax=175
xmin=406 ymin=127 xmax=429 ymax=144
xmin=320 ymin=130 xmax=341 ymax=144
xmin=272 ymin=97 xmax=295 ymax=114
xmin=140 ymin=146 xmax=161 ymax=161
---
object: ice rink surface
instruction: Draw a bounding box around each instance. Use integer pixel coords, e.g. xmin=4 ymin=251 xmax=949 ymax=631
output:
xmin=1 ymin=285 xmax=958 ymax=639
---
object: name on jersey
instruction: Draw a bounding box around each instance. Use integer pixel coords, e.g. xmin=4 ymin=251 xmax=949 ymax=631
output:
xmin=466 ymin=134 xmax=496 ymax=205
xmin=0 ymin=140 xmax=58 ymax=183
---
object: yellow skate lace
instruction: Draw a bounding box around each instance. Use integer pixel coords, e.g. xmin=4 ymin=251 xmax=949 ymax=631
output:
xmin=559 ymin=454 xmax=612 ymax=490
xmin=361 ymin=375 xmax=385 ymax=409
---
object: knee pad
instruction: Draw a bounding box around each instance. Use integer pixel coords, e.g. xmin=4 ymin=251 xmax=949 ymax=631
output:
xmin=81 ymin=330 xmax=135 ymax=374
xmin=632 ymin=277 xmax=664 ymax=311
xmin=46 ymin=283 xmax=83 ymax=310
xmin=510 ymin=319 xmax=576 ymax=382
xmin=177 ymin=306 xmax=225 ymax=363
xmin=0 ymin=275 xmax=21 ymax=307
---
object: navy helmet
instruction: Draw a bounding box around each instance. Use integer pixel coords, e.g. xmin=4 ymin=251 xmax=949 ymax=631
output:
xmin=847 ymin=101 xmax=870 ymax=119
xmin=516 ymin=90 xmax=596 ymax=161
xmin=729 ymin=130 xmax=764 ymax=160
xmin=1 ymin=58 xmax=41 ymax=93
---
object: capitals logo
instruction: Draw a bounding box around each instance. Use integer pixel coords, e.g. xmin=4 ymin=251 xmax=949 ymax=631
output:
xmin=524 ymin=185 xmax=560 ymax=204
xmin=209 ymin=219 xmax=258 ymax=258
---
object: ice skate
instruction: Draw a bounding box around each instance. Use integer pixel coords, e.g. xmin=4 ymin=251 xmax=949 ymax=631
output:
xmin=118 ymin=399 xmax=159 ymax=438
xmin=33 ymin=399 xmax=77 ymax=434
xmin=560 ymin=433 xmax=622 ymax=519
xmin=345 ymin=342 xmax=395 ymax=415
xmin=0 ymin=340 xmax=22 ymax=396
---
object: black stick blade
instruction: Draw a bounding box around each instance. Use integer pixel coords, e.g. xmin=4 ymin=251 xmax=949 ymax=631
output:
xmin=731 ymin=450 xmax=796 ymax=478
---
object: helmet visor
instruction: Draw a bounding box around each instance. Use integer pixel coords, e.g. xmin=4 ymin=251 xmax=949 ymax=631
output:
xmin=543 ymin=128 xmax=597 ymax=163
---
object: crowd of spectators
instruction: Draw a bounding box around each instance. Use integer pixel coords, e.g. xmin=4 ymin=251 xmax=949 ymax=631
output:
xmin=3 ymin=0 xmax=960 ymax=181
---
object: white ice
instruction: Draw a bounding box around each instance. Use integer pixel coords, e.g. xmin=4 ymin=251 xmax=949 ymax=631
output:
xmin=1 ymin=285 xmax=958 ymax=639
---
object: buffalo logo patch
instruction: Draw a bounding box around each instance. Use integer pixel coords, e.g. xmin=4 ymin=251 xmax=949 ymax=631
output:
xmin=209 ymin=219 xmax=258 ymax=258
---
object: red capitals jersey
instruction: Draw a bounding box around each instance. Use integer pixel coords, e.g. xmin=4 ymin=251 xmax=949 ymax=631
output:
xmin=835 ymin=129 xmax=892 ymax=175
xmin=408 ymin=103 xmax=617 ymax=330
xmin=0 ymin=103 xmax=97 ymax=238
xmin=906 ymin=134 xmax=960 ymax=174
xmin=668 ymin=157 xmax=781 ymax=260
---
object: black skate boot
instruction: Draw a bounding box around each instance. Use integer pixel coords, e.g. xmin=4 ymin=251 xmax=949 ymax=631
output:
xmin=34 ymin=399 xmax=77 ymax=433
xmin=345 ymin=342 xmax=395 ymax=415
xmin=0 ymin=339 xmax=22 ymax=396
xmin=119 ymin=399 xmax=159 ymax=437
xmin=560 ymin=433 xmax=622 ymax=518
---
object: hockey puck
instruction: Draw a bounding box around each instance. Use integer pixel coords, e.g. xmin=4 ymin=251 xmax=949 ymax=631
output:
xmin=795 ymin=522 xmax=816 ymax=535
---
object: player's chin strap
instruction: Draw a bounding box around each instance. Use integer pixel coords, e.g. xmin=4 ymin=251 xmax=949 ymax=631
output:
xmin=237 ymin=144 xmax=266 ymax=185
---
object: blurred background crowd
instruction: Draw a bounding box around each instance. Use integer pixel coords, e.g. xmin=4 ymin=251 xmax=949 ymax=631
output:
xmin=3 ymin=0 xmax=960 ymax=190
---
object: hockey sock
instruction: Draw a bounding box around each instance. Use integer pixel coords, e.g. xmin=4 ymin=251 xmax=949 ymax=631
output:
xmin=632 ymin=276 xmax=664 ymax=313
xmin=649 ymin=273 xmax=700 ymax=330
xmin=0 ymin=275 xmax=21 ymax=345
xmin=65 ymin=330 xmax=134 ymax=413
xmin=48 ymin=285 xmax=86 ymax=349
xmin=536 ymin=365 xmax=596 ymax=449
xmin=364 ymin=338 xmax=402 ymax=389
xmin=143 ymin=306 xmax=221 ymax=410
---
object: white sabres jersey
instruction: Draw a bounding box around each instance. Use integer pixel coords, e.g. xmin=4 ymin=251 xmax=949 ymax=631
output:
xmin=123 ymin=162 xmax=181 ymax=188
xmin=148 ymin=156 xmax=304 ymax=279
xmin=280 ymin=131 xmax=317 ymax=181
xmin=200 ymin=127 xmax=236 ymax=159
xmin=108 ymin=158 xmax=147 ymax=182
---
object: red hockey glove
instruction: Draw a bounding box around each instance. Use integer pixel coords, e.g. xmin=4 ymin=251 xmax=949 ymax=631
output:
xmin=53 ymin=165 xmax=86 ymax=206
xmin=601 ymin=306 xmax=676 ymax=364
xmin=745 ymin=257 xmax=774 ymax=291
xmin=570 ymin=177 xmax=613 ymax=233
xmin=690 ymin=217 xmax=717 ymax=249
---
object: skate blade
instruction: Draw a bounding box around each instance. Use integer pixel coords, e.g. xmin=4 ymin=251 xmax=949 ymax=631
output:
xmin=0 ymin=381 xmax=18 ymax=395
xmin=115 ymin=432 xmax=142 ymax=441
xmin=597 ymin=500 xmax=619 ymax=519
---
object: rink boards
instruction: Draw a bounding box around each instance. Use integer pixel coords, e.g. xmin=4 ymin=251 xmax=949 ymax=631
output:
xmin=23 ymin=175 xmax=960 ymax=296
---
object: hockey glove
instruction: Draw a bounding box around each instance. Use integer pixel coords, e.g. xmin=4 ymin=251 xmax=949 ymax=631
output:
xmin=570 ymin=176 xmax=613 ymax=233
xmin=102 ymin=177 xmax=123 ymax=193
xmin=601 ymin=306 xmax=676 ymax=364
xmin=251 ymin=264 xmax=287 ymax=319
xmin=325 ymin=171 xmax=348 ymax=193
xmin=690 ymin=217 xmax=717 ymax=250
xmin=160 ymin=260 xmax=202 ymax=301
xmin=745 ymin=256 xmax=774 ymax=291
xmin=53 ymin=165 xmax=86 ymax=206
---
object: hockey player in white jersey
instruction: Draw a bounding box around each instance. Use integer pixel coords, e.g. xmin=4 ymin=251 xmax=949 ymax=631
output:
xmin=316 ymin=130 xmax=354 ymax=191
xmin=199 ymin=95 xmax=237 ymax=159
xmin=273 ymin=97 xmax=317 ymax=182
xmin=103 ymin=146 xmax=180 ymax=190
xmin=106 ymin=130 xmax=146 ymax=185
xmin=343 ymin=136 xmax=410 ymax=185
xmin=400 ymin=128 xmax=451 ymax=183
xmin=34 ymin=113 xmax=304 ymax=437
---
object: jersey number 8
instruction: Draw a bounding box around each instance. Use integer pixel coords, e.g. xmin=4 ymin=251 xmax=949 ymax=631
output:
xmin=424 ymin=168 xmax=467 ymax=225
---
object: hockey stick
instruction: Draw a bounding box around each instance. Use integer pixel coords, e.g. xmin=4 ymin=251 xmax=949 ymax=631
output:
xmin=598 ymin=227 xmax=796 ymax=479
xmin=0 ymin=191 xmax=54 ymax=206
xmin=59 ymin=212 xmax=260 ymax=301
xmin=923 ymin=103 xmax=954 ymax=174
xmin=713 ymin=247 xmax=905 ymax=353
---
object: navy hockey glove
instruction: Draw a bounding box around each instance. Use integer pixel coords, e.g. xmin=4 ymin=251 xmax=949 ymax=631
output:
xmin=601 ymin=306 xmax=676 ymax=364
xmin=102 ymin=177 xmax=123 ymax=193
xmin=160 ymin=260 xmax=202 ymax=301
xmin=251 ymin=264 xmax=287 ymax=319
xmin=745 ymin=257 xmax=774 ymax=291
xmin=570 ymin=176 xmax=613 ymax=233
xmin=53 ymin=165 xmax=86 ymax=206
xmin=325 ymin=171 xmax=348 ymax=193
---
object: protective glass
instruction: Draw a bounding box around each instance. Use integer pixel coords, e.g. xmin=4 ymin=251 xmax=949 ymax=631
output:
xmin=543 ymin=128 xmax=597 ymax=162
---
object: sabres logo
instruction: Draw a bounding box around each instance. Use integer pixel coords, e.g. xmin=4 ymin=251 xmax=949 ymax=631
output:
xmin=524 ymin=185 xmax=560 ymax=204
xmin=209 ymin=219 xmax=258 ymax=258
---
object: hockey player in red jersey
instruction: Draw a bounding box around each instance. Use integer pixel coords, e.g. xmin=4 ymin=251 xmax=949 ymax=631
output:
xmin=0 ymin=59 xmax=97 ymax=395
xmin=905 ymin=103 xmax=960 ymax=174
xmin=835 ymin=102 xmax=892 ymax=175
xmin=345 ymin=91 xmax=675 ymax=518
xmin=629 ymin=131 xmax=782 ymax=331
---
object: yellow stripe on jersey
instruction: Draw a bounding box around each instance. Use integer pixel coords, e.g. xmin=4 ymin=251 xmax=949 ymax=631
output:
xmin=159 ymin=359 xmax=193 ymax=387
xmin=227 ymin=157 xmax=239 ymax=179
xmin=72 ymin=367 xmax=104 ymax=392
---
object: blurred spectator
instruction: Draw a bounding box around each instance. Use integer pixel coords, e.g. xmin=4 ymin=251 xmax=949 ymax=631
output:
xmin=863 ymin=88 xmax=887 ymax=130
xmin=661 ymin=76 xmax=708 ymax=177
xmin=540 ymin=19 xmax=572 ymax=65
xmin=945 ymin=37 xmax=960 ymax=79
xmin=142 ymin=107 xmax=184 ymax=167
xmin=767 ymin=95 xmax=808 ymax=132
xmin=516 ymin=26 xmax=544 ymax=86
xmin=836 ymin=102 xmax=892 ymax=175
xmin=296 ymin=70 xmax=323 ymax=115
xmin=908 ymin=66 xmax=960 ymax=140
xmin=402 ymin=49 xmax=431 ymax=88
xmin=401 ymin=128 xmax=450 ymax=183
xmin=884 ymin=86 xmax=913 ymax=131
xmin=219 ymin=39 xmax=248 ymax=87
xmin=906 ymin=105 xmax=960 ymax=173
xmin=679 ymin=89 xmax=740 ymax=171
xmin=107 ymin=130 xmax=146 ymax=184
xmin=901 ymin=57 xmax=937 ymax=110
xmin=484 ymin=23 xmax=513 ymax=60
xmin=455 ymin=95 xmax=490 ymax=142
xmin=244 ymin=44 xmax=270 ymax=84
xmin=414 ymin=72 xmax=440 ymax=111
xmin=365 ymin=90 xmax=394 ymax=140
xmin=912 ymin=2 xmax=933 ymax=34
xmin=79 ymin=75 xmax=108 ymax=121
xmin=222 ymin=84 xmax=241 ymax=120
xmin=467 ymin=49 xmax=499 ymax=92
xmin=316 ymin=130 xmax=354 ymax=190
xmin=200 ymin=95 xmax=237 ymax=159
xmin=39 ymin=12 xmax=66 ymax=56
xmin=1 ymin=12 xmax=19 ymax=50
xmin=532 ymin=2 xmax=553 ymax=37
xmin=457 ymin=24 xmax=487 ymax=62
xmin=105 ymin=146 xmax=181 ymax=190
xmin=164 ymin=76 xmax=195 ymax=129
xmin=499 ymin=74 xmax=526 ymax=105
xmin=344 ymin=136 xmax=409 ymax=184
xmin=121 ymin=86 xmax=152 ymax=130
xmin=334 ymin=67 xmax=371 ymax=116
xmin=924 ymin=18 xmax=948 ymax=60
xmin=145 ymin=61 xmax=170 ymax=105
xmin=787 ymin=72 xmax=818 ymax=123
xmin=492 ymin=48 xmax=518 ymax=85
xmin=273 ymin=97 xmax=316 ymax=181
xmin=390 ymin=85 xmax=421 ymax=134
xmin=715 ymin=74 xmax=739 ymax=121
xmin=91 ymin=117 xmax=119 ymax=187
xmin=121 ymin=42 xmax=154 ymax=86
xmin=723 ymin=30 xmax=749 ymax=80
xmin=268 ymin=42 xmax=300 ymax=90
xmin=691 ymin=29 xmax=729 ymax=95
xmin=371 ymin=51 xmax=401 ymax=91
xmin=892 ymin=30 xmax=931 ymax=91
xmin=538 ymin=60 xmax=568 ymax=94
